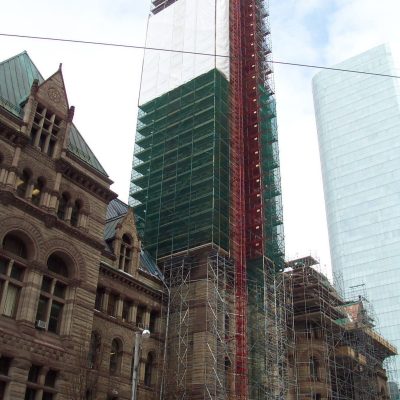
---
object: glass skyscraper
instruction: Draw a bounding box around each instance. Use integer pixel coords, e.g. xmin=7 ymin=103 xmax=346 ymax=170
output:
xmin=313 ymin=44 xmax=400 ymax=383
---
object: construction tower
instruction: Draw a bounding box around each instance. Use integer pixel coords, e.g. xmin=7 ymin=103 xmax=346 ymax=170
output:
xmin=130 ymin=0 xmax=288 ymax=398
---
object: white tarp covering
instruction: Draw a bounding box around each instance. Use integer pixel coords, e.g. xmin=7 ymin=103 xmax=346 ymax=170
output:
xmin=139 ymin=0 xmax=230 ymax=105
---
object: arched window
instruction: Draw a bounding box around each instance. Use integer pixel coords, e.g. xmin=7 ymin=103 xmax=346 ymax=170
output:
xmin=31 ymin=177 xmax=46 ymax=206
xmin=119 ymin=234 xmax=132 ymax=273
xmin=57 ymin=192 xmax=69 ymax=220
xmin=88 ymin=331 xmax=101 ymax=369
xmin=47 ymin=254 xmax=69 ymax=278
xmin=310 ymin=357 xmax=319 ymax=380
xmin=2 ymin=233 xmax=27 ymax=259
xmin=25 ymin=364 xmax=59 ymax=399
xmin=144 ymin=352 xmax=154 ymax=387
xmin=70 ymin=200 xmax=82 ymax=227
xmin=109 ymin=339 xmax=122 ymax=375
xmin=44 ymin=369 xmax=58 ymax=387
xmin=16 ymin=169 xmax=31 ymax=198
xmin=35 ymin=253 xmax=70 ymax=334
xmin=1 ymin=233 xmax=27 ymax=319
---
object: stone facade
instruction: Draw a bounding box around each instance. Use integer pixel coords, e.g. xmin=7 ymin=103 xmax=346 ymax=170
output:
xmin=287 ymin=257 xmax=395 ymax=400
xmin=0 ymin=57 xmax=164 ymax=400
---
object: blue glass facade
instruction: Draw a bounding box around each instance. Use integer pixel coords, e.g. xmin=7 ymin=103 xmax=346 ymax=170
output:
xmin=313 ymin=44 xmax=400 ymax=384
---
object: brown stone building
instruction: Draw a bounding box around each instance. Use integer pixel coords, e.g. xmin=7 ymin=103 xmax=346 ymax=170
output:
xmin=286 ymin=256 xmax=396 ymax=400
xmin=0 ymin=52 xmax=164 ymax=400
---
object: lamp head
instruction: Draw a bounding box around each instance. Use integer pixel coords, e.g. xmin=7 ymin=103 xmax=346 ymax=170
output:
xmin=142 ymin=329 xmax=151 ymax=339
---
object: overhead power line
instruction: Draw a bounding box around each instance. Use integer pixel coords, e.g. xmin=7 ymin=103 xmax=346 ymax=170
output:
xmin=1 ymin=32 xmax=400 ymax=79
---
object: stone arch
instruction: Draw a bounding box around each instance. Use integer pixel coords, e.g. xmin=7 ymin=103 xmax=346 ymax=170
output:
xmin=121 ymin=232 xmax=133 ymax=245
xmin=109 ymin=337 xmax=124 ymax=375
xmin=74 ymin=193 xmax=91 ymax=215
xmin=0 ymin=216 xmax=44 ymax=260
xmin=42 ymin=238 xmax=86 ymax=281
xmin=17 ymin=162 xmax=55 ymax=189
xmin=58 ymin=184 xmax=91 ymax=215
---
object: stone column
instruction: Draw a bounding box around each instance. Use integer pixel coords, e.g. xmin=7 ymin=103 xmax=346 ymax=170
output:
xmin=26 ymin=181 xmax=34 ymax=200
xmin=129 ymin=303 xmax=138 ymax=325
xmin=139 ymin=359 xmax=146 ymax=383
xmin=79 ymin=213 xmax=89 ymax=230
xmin=143 ymin=309 xmax=151 ymax=330
xmin=65 ymin=204 xmax=73 ymax=223
xmin=60 ymin=285 xmax=77 ymax=336
xmin=7 ymin=358 xmax=30 ymax=399
xmin=116 ymin=297 xmax=124 ymax=319
xmin=0 ymin=167 xmax=8 ymax=185
xmin=101 ymin=291 xmax=109 ymax=314
xmin=6 ymin=147 xmax=21 ymax=188
xmin=18 ymin=267 xmax=43 ymax=325
xmin=34 ymin=366 xmax=48 ymax=400
xmin=49 ymin=172 xmax=62 ymax=213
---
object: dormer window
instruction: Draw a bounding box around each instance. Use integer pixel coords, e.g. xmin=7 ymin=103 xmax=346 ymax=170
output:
xmin=30 ymin=103 xmax=62 ymax=157
xmin=118 ymin=234 xmax=132 ymax=273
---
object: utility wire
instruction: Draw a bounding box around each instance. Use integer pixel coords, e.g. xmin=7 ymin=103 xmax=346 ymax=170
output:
xmin=1 ymin=32 xmax=400 ymax=79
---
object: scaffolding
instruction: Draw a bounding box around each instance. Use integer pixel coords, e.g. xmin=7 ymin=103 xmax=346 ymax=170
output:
xmin=287 ymin=256 xmax=397 ymax=400
xmin=230 ymin=0 xmax=286 ymax=398
xmin=247 ymin=258 xmax=297 ymax=399
xmin=131 ymin=69 xmax=230 ymax=259
xmin=160 ymin=247 xmax=236 ymax=400
xmin=132 ymin=0 xmax=291 ymax=398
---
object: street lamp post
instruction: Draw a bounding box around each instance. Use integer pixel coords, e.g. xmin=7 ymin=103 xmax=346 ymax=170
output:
xmin=131 ymin=329 xmax=150 ymax=400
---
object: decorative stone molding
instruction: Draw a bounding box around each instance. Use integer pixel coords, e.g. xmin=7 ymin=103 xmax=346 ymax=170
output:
xmin=55 ymin=158 xmax=116 ymax=203
xmin=58 ymin=183 xmax=91 ymax=214
xmin=0 ymin=215 xmax=44 ymax=260
xmin=42 ymin=238 xmax=87 ymax=281
xmin=16 ymin=159 xmax=56 ymax=189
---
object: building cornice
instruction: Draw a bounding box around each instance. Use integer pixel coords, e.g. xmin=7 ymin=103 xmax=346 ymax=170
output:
xmin=99 ymin=262 xmax=163 ymax=300
xmin=56 ymin=159 xmax=117 ymax=203
xmin=0 ymin=189 xmax=105 ymax=251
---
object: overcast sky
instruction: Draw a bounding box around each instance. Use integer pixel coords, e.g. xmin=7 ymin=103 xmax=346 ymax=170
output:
xmin=1 ymin=0 xmax=400 ymax=275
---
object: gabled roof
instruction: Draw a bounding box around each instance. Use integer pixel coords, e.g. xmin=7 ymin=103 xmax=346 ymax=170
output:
xmin=140 ymin=249 xmax=164 ymax=279
xmin=0 ymin=51 xmax=107 ymax=176
xmin=104 ymin=199 xmax=163 ymax=279
xmin=106 ymin=197 xmax=129 ymax=220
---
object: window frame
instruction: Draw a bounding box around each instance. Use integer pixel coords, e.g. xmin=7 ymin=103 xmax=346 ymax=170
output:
xmin=30 ymin=103 xmax=62 ymax=158
xmin=0 ymin=256 xmax=25 ymax=319
xmin=109 ymin=339 xmax=123 ymax=375
xmin=118 ymin=234 xmax=133 ymax=273
xmin=35 ymin=254 xmax=70 ymax=334
xmin=25 ymin=365 xmax=58 ymax=400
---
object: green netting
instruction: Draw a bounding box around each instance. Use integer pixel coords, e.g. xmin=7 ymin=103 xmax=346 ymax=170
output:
xmin=130 ymin=69 xmax=230 ymax=259
xmin=259 ymin=93 xmax=285 ymax=271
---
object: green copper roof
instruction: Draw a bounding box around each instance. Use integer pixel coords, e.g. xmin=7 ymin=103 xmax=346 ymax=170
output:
xmin=0 ymin=51 xmax=108 ymax=176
